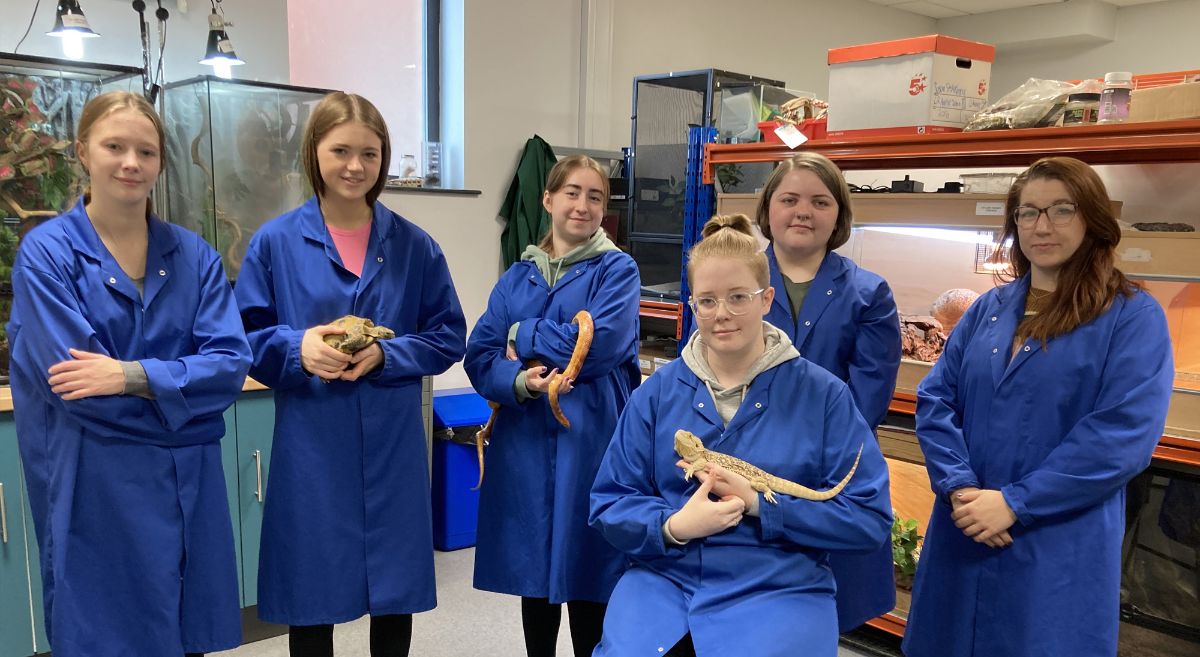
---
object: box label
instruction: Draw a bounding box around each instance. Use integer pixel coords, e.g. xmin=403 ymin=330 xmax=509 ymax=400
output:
xmin=975 ymin=202 xmax=1005 ymax=216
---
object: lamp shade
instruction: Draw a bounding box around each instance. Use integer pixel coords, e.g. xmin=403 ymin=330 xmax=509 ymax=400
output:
xmin=198 ymin=10 xmax=245 ymax=66
xmin=46 ymin=1 xmax=99 ymax=38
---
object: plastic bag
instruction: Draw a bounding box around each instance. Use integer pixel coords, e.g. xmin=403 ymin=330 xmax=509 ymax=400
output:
xmin=964 ymin=78 xmax=1102 ymax=131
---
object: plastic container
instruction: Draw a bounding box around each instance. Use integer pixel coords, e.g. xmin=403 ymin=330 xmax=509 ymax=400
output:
xmin=1061 ymin=92 xmax=1101 ymax=126
xmin=959 ymin=172 xmax=1017 ymax=194
xmin=430 ymin=392 xmax=491 ymax=551
xmin=1098 ymin=72 xmax=1134 ymax=124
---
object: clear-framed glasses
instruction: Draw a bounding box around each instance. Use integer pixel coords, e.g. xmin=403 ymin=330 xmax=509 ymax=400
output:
xmin=1013 ymin=202 xmax=1077 ymax=227
xmin=688 ymin=289 xmax=766 ymax=319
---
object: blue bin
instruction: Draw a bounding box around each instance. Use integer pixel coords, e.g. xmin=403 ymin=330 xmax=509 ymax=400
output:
xmin=430 ymin=392 xmax=491 ymax=551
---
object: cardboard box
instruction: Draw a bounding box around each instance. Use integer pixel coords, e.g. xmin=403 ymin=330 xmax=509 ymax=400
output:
xmin=827 ymin=34 xmax=995 ymax=138
xmin=1129 ymin=82 xmax=1200 ymax=123
xmin=638 ymin=341 xmax=677 ymax=376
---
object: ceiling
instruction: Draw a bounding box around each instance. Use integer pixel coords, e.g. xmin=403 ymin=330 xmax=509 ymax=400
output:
xmin=865 ymin=0 xmax=1167 ymax=20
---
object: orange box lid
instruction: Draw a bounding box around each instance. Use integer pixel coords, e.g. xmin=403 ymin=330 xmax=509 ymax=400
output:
xmin=828 ymin=34 xmax=996 ymax=65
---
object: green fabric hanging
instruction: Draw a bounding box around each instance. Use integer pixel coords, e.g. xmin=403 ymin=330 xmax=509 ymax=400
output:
xmin=499 ymin=135 xmax=557 ymax=268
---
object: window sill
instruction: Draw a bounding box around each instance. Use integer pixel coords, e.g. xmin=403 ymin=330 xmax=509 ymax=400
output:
xmin=382 ymin=185 xmax=482 ymax=197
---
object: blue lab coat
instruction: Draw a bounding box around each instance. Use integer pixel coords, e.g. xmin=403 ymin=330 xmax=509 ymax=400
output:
xmin=236 ymin=197 xmax=466 ymax=624
xmin=9 ymin=200 xmax=250 ymax=656
xmin=464 ymin=250 xmax=641 ymax=603
xmin=764 ymin=246 xmax=901 ymax=631
xmin=902 ymin=276 xmax=1173 ymax=657
xmin=589 ymin=356 xmax=892 ymax=657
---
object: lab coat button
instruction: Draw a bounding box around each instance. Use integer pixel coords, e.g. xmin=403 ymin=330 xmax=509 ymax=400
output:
xmin=377 ymin=256 xmax=384 ymax=263
xmin=107 ymin=276 xmax=116 ymax=284
xmin=826 ymin=289 xmax=833 ymax=295
xmin=804 ymin=320 xmax=811 ymax=326
xmin=158 ymin=269 xmax=166 ymax=276
xmin=992 ymin=348 xmax=998 ymax=354
xmin=698 ymin=402 xmax=705 ymax=408
xmin=755 ymin=402 xmax=762 ymax=409
xmin=1024 ymin=345 xmax=1031 ymax=352
xmin=991 ymin=316 xmax=998 ymax=322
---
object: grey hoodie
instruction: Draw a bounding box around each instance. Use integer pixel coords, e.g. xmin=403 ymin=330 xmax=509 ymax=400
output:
xmin=681 ymin=321 xmax=800 ymax=426
xmin=519 ymin=227 xmax=622 ymax=286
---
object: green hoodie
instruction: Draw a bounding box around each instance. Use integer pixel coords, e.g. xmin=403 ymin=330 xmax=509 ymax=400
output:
xmin=510 ymin=229 xmax=623 ymax=400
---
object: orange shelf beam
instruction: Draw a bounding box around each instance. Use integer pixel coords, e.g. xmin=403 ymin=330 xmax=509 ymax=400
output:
xmin=639 ymin=300 xmax=684 ymax=341
xmin=703 ymin=119 xmax=1200 ymax=183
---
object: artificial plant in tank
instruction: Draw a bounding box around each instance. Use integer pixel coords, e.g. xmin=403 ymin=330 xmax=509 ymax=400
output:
xmin=1 ymin=75 xmax=75 ymax=222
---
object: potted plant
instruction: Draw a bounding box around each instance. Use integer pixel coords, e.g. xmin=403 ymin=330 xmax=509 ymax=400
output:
xmin=892 ymin=511 xmax=923 ymax=590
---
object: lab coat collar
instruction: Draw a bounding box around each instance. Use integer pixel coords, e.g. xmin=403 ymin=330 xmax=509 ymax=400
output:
xmin=767 ymin=246 xmax=849 ymax=340
xmin=62 ymin=198 xmax=181 ymax=305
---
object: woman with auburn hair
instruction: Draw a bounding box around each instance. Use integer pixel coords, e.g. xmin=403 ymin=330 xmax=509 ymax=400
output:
xmin=753 ymin=152 xmax=901 ymax=631
xmin=589 ymin=214 xmax=890 ymax=657
xmin=465 ymin=155 xmax=641 ymax=657
xmin=236 ymin=92 xmax=466 ymax=657
xmin=11 ymin=90 xmax=251 ymax=656
xmin=903 ymin=157 xmax=1174 ymax=657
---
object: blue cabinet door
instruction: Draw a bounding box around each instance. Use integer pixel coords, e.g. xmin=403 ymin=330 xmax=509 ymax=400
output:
xmin=0 ymin=417 xmax=34 ymax=657
xmin=219 ymin=407 xmax=244 ymax=608
xmin=234 ymin=391 xmax=274 ymax=607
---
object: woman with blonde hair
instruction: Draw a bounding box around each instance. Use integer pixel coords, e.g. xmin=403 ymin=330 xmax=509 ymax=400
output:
xmin=11 ymin=90 xmax=251 ymax=656
xmin=903 ymin=157 xmax=1174 ymax=657
xmin=465 ymin=155 xmax=641 ymax=657
xmin=590 ymin=214 xmax=891 ymax=656
xmin=754 ymin=152 xmax=901 ymax=631
xmin=236 ymin=92 xmax=466 ymax=657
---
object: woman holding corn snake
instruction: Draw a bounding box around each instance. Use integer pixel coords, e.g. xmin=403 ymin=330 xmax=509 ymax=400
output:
xmin=465 ymin=156 xmax=640 ymax=657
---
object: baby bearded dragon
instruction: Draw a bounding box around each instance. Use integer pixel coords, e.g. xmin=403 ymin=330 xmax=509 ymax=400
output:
xmin=673 ymin=430 xmax=862 ymax=504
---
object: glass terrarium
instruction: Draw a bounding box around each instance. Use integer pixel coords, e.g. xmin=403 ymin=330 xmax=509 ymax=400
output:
xmin=0 ymin=53 xmax=142 ymax=384
xmin=162 ymin=76 xmax=332 ymax=278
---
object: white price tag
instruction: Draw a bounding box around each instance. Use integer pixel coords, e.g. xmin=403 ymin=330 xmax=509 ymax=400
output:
xmin=775 ymin=123 xmax=808 ymax=149
xmin=975 ymin=202 xmax=1005 ymax=216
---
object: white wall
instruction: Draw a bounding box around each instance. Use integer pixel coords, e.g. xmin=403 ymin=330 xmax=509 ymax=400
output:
xmin=287 ymin=0 xmax=424 ymax=176
xmin=939 ymin=0 xmax=1200 ymax=98
xmin=0 ymin=0 xmax=291 ymax=84
xmin=370 ymin=0 xmax=584 ymax=389
xmin=594 ymin=0 xmax=937 ymax=150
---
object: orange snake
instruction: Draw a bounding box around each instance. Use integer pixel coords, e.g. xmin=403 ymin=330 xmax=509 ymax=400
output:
xmin=472 ymin=310 xmax=593 ymax=490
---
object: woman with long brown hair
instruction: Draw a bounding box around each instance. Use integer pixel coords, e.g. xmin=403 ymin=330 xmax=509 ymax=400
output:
xmin=903 ymin=157 xmax=1174 ymax=657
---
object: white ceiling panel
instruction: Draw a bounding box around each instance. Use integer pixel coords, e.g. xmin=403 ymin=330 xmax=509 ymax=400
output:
xmin=891 ymin=2 xmax=969 ymax=18
xmin=866 ymin=0 xmax=1169 ymax=18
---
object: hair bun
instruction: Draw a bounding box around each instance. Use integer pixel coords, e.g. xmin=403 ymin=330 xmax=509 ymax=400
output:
xmin=701 ymin=214 xmax=754 ymax=239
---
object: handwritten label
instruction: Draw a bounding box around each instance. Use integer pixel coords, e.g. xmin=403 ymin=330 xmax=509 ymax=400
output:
xmin=775 ymin=123 xmax=809 ymax=149
xmin=975 ymin=202 xmax=1005 ymax=216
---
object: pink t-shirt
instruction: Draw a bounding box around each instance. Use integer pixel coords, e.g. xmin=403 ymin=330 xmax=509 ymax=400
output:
xmin=327 ymin=221 xmax=373 ymax=277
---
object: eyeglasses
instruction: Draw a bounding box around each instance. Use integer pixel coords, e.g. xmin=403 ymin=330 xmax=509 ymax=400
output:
xmin=1013 ymin=202 xmax=1077 ymax=227
xmin=688 ymin=289 xmax=765 ymax=319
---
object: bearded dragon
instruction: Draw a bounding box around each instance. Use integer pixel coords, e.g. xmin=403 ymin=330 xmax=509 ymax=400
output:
xmin=674 ymin=429 xmax=862 ymax=504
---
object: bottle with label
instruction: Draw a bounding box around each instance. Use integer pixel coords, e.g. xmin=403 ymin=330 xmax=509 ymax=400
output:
xmin=1061 ymin=92 xmax=1101 ymax=126
xmin=1098 ymin=72 xmax=1134 ymax=124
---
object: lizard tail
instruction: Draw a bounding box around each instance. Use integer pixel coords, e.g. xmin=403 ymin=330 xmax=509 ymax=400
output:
xmin=779 ymin=443 xmax=865 ymax=501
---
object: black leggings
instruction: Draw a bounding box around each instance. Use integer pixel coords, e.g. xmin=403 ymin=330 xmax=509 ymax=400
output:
xmin=665 ymin=633 xmax=696 ymax=657
xmin=520 ymin=597 xmax=607 ymax=657
xmin=289 ymin=614 xmax=413 ymax=657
